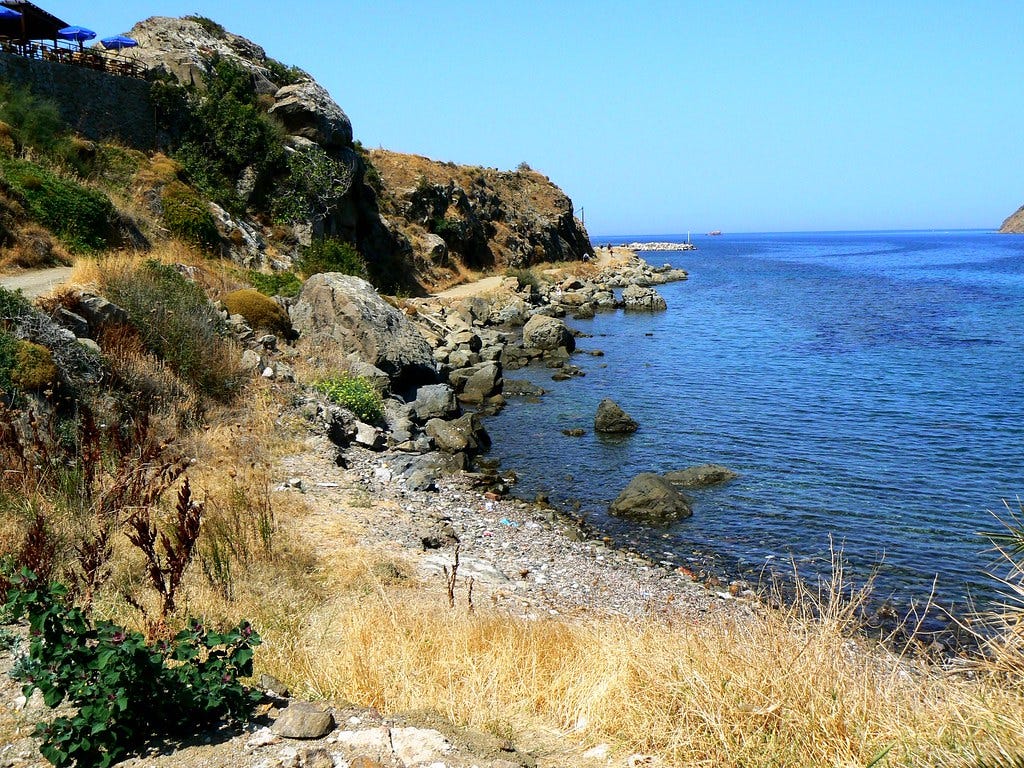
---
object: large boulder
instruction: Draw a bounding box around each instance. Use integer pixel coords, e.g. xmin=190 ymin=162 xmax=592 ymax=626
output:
xmin=594 ymin=398 xmax=639 ymax=433
xmin=663 ymin=464 xmax=739 ymax=488
xmin=269 ymin=80 xmax=353 ymax=150
xmin=290 ymin=273 xmax=437 ymax=391
xmin=522 ymin=314 xmax=575 ymax=352
xmin=454 ymin=361 xmax=503 ymax=404
xmin=425 ymin=413 xmax=491 ymax=455
xmin=409 ymin=383 xmax=460 ymax=423
xmin=609 ymin=473 xmax=693 ymax=524
xmin=621 ymin=284 xmax=667 ymax=311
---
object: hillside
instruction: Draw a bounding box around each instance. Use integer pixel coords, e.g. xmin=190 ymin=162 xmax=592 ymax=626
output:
xmin=999 ymin=203 xmax=1024 ymax=233
xmin=0 ymin=15 xmax=591 ymax=293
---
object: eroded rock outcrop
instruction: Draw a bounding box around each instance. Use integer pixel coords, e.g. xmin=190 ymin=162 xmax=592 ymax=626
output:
xmin=290 ymin=273 xmax=437 ymax=391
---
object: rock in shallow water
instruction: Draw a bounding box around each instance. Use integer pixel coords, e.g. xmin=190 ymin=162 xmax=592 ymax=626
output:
xmin=609 ymin=473 xmax=693 ymax=524
xmin=594 ymin=398 xmax=639 ymax=433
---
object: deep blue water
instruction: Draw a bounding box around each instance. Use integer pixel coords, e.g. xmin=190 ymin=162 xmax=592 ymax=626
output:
xmin=482 ymin=230 xmax=1024 ymax=612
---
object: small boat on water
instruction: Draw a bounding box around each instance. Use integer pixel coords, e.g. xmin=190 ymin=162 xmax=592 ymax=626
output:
xmin=707 ymin=230 xmax=722 ymax=236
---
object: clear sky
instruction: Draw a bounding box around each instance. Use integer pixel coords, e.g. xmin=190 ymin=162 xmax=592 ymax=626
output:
xmin=38 ymin=1 xmax=1024 ymax=235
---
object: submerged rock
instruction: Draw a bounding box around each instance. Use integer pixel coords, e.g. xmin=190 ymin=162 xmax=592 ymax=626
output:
xmin=609 ymin=473 xmax=693 ymax=524
xmin=663 ymin=464 xmax=739 ymax=488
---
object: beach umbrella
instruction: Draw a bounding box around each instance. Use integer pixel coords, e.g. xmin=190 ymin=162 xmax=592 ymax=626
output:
xmin=100 ymin=34 xmax=137 ymax=50
xmin=57 ymin=25 xmax=96 ymax=49
xmin=0 ymin=7 xmax=22 ymax=19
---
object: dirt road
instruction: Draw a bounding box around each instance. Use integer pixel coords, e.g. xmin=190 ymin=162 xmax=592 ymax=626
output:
xmin=0 ymin=266 xmax=73 ymax=298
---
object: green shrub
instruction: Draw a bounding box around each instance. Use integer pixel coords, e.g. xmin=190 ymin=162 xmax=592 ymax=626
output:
xmin=314 ymin=374 xmax=383 ymax=422
xmin=263 ymin=57 xmax=307 ymax=86
xmin=248 ymin=270 xmax=302 ymax=298
xmin=169 ymin=57 xmax=286 ymax=213
xmin=161 ymin=180 xmax=220 ymax=251
xmin=184 ymin=14 xmax=227 ymax=38
xmin=506 ymin=267 xmax=541 ymax=292
xmin=0 ymin=81 xmax=67 ymax=158
xmin=295 ymin=237 xmax=366 ymax=279
xmin=5 ymin=569 xmax=261 ymax=768
xmin=0 ymin=158 xmax=113 ymax=252
xmin=0 ymin=330 xmax=15 ymax=393
xmin=272 ymin=145 xmax=353 ymax=225
xmin=11 ymin=340 xmax=56 ymax=390
xmin=102 ymin=261 xmax=243 ymax=400
xmin=222 ymin=288 xmax=292 ymax=336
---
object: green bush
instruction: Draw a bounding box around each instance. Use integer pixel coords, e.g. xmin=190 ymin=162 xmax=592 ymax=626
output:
xmin=161 ymin=180 xmax=220 ymax=251
xmin=184 ymin=14 xmax=227 ymax=38
xmin=295 ymin=237 xmax=366 ymax=279
xmin=11 ymin=340 xmax=57 ymax=390
xmin=314 ymin=374 xmax=383 ymax=422
xmin=0 ymin=158 xmax=113 ymax=252
xmin=102 ymin=261 xmax=243 ymax=400
xmin=169 ymin=57 xmax=286 ymax=213
xmin=0 ymin=330 xmax=15 ymax=394
xmin=263 ymin=57 xmax=307 ymax=86
xmin=272 ymin=145 xmax=353 ymax=225
xmin=0 ymin=81 xmax=67 ymax=158
xmin=248 ymin=270 xmax=302 ymax=298
xmin=5 ymin=569 xmax=261 ymax=768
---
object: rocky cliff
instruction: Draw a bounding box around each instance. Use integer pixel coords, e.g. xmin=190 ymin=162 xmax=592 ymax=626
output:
xmin=367 ymin=151 xmax=593 ymax=282
xmin=120 ymin=16 xmax=591 ymax=291
xmin=999 ymin=204 xmax=1024 ymax=233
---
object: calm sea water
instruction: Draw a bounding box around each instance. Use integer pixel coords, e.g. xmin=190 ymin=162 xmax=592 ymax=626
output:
xmin=482 ymin=230 xmax=1024 ymax=612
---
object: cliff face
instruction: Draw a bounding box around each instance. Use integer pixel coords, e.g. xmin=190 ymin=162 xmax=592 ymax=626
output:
xmin=998 ymin=204 xmax=1024 ymax=233
xmin=123 ymin=17 xmax=592 ymax=288
xmin=368 ymin=151 xmax=593 ymax=279
xmin=0 ymin=15 xmax=591 ymax=291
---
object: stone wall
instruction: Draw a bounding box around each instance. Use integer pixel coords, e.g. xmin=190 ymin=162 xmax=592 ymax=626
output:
xmin=0 ymin=52 xmax=156 ymax=149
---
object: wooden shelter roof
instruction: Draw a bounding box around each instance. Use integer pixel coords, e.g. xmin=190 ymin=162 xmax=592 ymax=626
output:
xmin=0 ymin=1 xmax=69 ymax=41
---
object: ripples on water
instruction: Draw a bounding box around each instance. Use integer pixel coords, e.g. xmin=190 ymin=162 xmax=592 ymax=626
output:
xmin=482 ymin=231 xmax=1024 ymax=612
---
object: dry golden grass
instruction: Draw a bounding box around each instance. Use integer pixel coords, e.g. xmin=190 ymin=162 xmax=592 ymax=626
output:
xmin=191 ymin=534 xmax=1024 ymax=768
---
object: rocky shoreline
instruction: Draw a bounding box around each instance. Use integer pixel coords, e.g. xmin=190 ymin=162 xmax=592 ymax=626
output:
xmin=278 ymin=249 xmax=757 ymax=604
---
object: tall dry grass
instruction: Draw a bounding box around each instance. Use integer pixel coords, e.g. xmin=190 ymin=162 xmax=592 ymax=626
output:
xmin=222 ymin=543 xmax=1024 ymax=768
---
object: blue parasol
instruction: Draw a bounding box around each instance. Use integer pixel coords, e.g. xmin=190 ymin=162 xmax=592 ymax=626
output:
xmin=0 ymin=7 xmax=22 ymax=19
xmin=57 ymin=25 xmax=96 ymax=42
xmin=100 ymin=35 xmax=137 ymax=50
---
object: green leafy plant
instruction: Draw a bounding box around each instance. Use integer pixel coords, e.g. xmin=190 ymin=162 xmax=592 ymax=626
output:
xmin=248 ymin=269 xmax=302 ymax=298
xmin=295 ymin=237 xmax=366 ymax=279
xmin=263 ymin=57 xmax=307 ymax=86
xmin=184 ymin=14 xmax=227 ymax=38
xmin=160 ymin=180 xmax=220 ymax=251
xmin=5 ymin=569 xmax=261 ymax=768
xmin=0 ymin=158 xmax=114 ymax=252
xmin=0 ymin=81 xmax=67 ymax=158
xmin=169 ymin=56 xmax=285 ymax=213
xmin=272 ymin=145 xmax=354 ymax=225
xmin=314 ymin=373 xmax=383 ymax=422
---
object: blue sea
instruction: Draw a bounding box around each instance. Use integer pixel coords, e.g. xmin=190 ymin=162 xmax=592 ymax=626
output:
xmin=482 ymin=230 xmax=1024 ymax=614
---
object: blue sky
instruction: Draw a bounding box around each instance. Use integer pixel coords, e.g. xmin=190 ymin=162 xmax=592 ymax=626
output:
xmin=39 ymin=1 xmax=1024 ymax=235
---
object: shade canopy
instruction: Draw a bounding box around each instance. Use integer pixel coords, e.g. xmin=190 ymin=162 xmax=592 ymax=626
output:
xmin=0 ymin=0 xmax=67 ymax=40
xmin=100 ymin=34 xmax=136 ymax=50
xmin=0 ymin=6 xmax=21 ymax=19
xmin=57 ymin=25 xmax=96 ymax=42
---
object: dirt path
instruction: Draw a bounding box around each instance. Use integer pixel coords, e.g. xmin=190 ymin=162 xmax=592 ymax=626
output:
xmin=0 ymin=266 xmax=73 ymax=298
xmin=431 ymin=247 xmax=632 ymax=300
